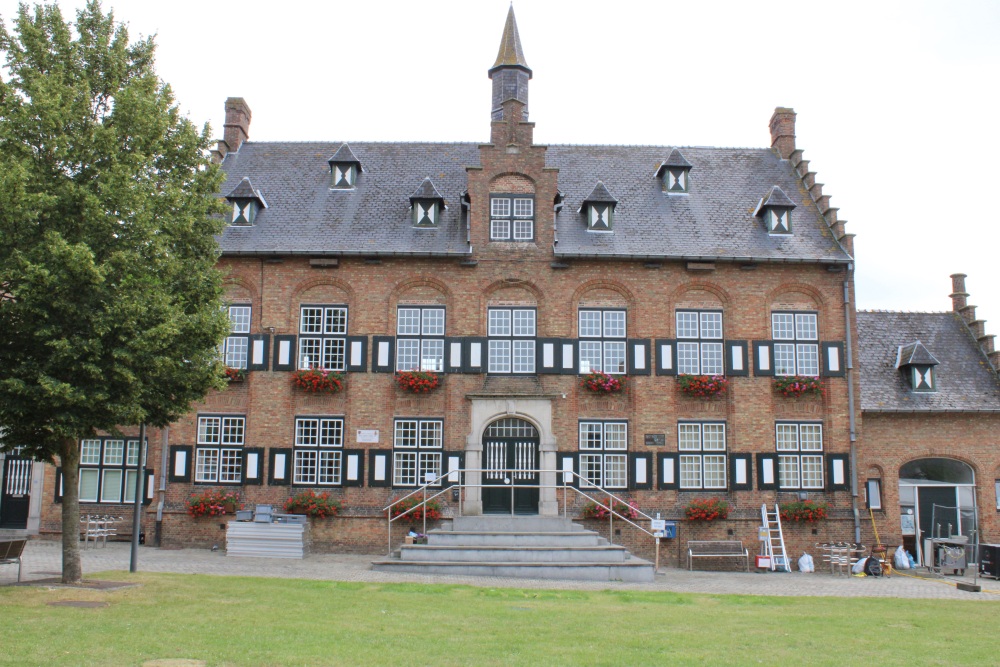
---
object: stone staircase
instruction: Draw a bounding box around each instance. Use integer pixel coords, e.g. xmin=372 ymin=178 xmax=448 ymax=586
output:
xmin=371 ymin=515 xmax=655 ymax=582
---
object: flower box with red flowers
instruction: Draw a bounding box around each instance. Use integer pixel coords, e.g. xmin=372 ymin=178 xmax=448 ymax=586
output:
xmin=581 ymin=499 xmax=639 ymax=521
xmin=773 ymin=375 xmax=824 ymax=398
xmin=292 ymin=368 xmax=345 ymax=394
xmin=387 ymin=496 xmax=442 ymax=522
xmin=677 ymin=374 xmax=728 ymax=398
xmin=779 ymin=500 xmax=828 ymax=522
xmin=395 ymin=370 xmax=440 ymax=393
xmin=224 ymin=367 xmax=246 ymax=383
xmin=283 ymin=489 xmax=341 ymax=518
xmin=684 ymin=497 xmax=730 ymax=521
xmin=186 ymin=489 xmax=241 ymax=517
xmin=581 ymin=370 xmax=626 ymax=394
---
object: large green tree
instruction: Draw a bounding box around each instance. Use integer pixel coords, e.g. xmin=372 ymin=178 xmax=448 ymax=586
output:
xmin=0 ymin=1 xmax=230 ymax=582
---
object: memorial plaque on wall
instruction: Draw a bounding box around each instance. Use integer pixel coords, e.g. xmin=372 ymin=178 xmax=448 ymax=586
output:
xmin=644 ymin=433 xmax=665 ymax=447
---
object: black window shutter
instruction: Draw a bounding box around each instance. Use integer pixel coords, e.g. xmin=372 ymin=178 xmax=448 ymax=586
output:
xmin=168 ymin=445 xmax=193 ymax=483
xmin=821 ymin=341 xmax=846 ymax=377
xmin=628 ymin=339 xmax=652 ymax=376
xmin=268 ymin=447 xmax=293 ymax=486
xmin=725 ymin=340 xmax=749 ymax=377
xmin=143 ymin=469 xmax=155 ymax=505
xmin=559 ymin=340 xmax=578 ymax=375
xmin=242 ymin=447 xmax=265 ymax=485
xmin=371 ymin=336 xmax=395 ymax=373
xmin=753 ymin=341 xmax=775 ymax=377
xmin=368 ymin=450 xmax=393 ymax=487
xmin=629 ymin=452 xmax=653 ymax=490
xmin=443 ymin=452 xmax=465 ymax=488
xmin=341 ymin=449 xmax=365 ymax=487
xmin=656 ymin=453 xmax=679 ymax=490
xmin=558 ymin=453 xmax=579 ymax=488
xmin=756 ymin=453 xmax=778 ymax=490
xmin=443 ymin=337 xmax=464 ymax=374
xmin=729 ymin=453 xmax=753 ymax=490
xmin=826 ymin=453 xmax=850 ymax=491
xmin=248 ymin=334 xmax=270 ymax=372
xmin=536 ymin=338 xmax=562 ymax=374
xmin=345 ymin=336 xmax=368 ymax=372
xmin=654 ymin=339 xmax=677 ymax=376
xmin=272 ymin=335 xmax=298 ymax=371
xmin=54 ymin=467 xmax=63 ymax=503
xmin=463 ymin=337 xmax=488 ymax=374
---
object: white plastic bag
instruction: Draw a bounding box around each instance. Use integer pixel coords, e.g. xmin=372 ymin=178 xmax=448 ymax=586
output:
xmin=798 ymin=553 xmax=815 ymax=573
xmin=852 ymin=556 xmax=868 ymax=574
xmin=893 ymin=545 xmax=910 ymax=570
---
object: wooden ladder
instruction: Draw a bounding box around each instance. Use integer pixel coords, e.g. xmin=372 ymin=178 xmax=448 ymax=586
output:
xmin=761 ymin=503 xmax=791 ymax=572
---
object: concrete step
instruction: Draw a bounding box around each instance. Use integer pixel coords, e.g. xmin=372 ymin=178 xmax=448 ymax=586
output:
xmin=426 ymin=530 xmax=607 ymax=548
xmin=450 ymin=516 xmax=587 ymax=532
xmin=399 ymin=544 xmax=632 ymax=563
xmin=371 ymin=559 xmax=656 ymax=583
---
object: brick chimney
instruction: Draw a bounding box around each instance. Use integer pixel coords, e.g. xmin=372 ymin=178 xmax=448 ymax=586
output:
xmin=223 ymin=97 xmax=252 ymax=154
xmin=769 ymin=107 xmax=796 ymax=160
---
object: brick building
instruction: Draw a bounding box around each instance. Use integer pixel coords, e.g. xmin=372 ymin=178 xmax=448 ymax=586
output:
xmin=9 ymin=8 xmax=997 ymax=566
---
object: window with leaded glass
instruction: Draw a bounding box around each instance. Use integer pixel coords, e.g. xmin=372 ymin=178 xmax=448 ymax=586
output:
xmin=293 ymin=417 xmax=344 ymax=486
xmin=488 ymin=307 xmax=536 ymax=374
xmin=776 ymin=422 xmax=823 ymax=489
xmin=396 ymin=307 xmax=445 ymax=372
xmin=676 ymin=310 xmax=724 ymax=375
xmin=393 ymin=419 xmax=443 ymax=487
xmin=78 ymin=437 xmax=146 ymax=503
xmin=678 ymin=422 xmax=727 ymax=490
xmin=299 ymin=305 xmax=348 ymax=370
xmin=224 ymin=305 xmax=251 ymax=369
xmin=579 ymin=309 xmax=626 ymax=374
xmin=579 ymin=421 xmax=628 ymax=489
xmin=490 ymin=194 xmax=534 ymax=241
xmin=195 ymin=415 xmax=245 ymax=484
xmin=772 ymin=312 xmax=819 ymax=376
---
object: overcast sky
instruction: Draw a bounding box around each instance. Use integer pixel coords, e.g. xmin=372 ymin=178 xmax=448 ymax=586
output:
xmin=3 ymin=0 xmax=999 ymax=331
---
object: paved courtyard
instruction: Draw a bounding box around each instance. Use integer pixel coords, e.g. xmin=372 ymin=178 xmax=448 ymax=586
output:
xmin=3 ymin=540 xmax=998 ymax=600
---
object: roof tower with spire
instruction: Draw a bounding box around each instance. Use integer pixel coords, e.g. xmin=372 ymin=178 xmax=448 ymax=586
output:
xmin=489 ymin=6 xmax=531 ymax=122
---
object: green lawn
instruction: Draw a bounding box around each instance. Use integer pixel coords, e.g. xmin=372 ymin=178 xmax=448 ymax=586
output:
xmin=1 ymin=573 xmax=997 ymax=666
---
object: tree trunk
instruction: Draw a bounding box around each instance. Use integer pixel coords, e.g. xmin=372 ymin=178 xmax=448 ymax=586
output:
xmin=59 ymin=437 xmax=82 ymax=584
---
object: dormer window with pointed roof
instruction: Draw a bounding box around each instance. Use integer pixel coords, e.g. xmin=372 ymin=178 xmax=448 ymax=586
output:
xmin=581 ymin=181 xmax=618 ymax=232
xmin=328 ymin=144 xmax=362 ymax=189
xmin=655 ymin=149 xmax=692 ymax=194
xmin=224 ymin=177 xmax=267 ymax=226
xmin=755 ymin=185 xmax=796 ymax=234
xmin=410 ymin=178 xmax=445 ymax=227
xmin=896 ymin=341 xmax=940 ymax=392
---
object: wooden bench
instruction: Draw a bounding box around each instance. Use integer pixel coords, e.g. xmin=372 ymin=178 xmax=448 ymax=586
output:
xmin=0 ymin=539 xmax=26 ymax=582
xmin=687 ymin=540 xmax=749 ymax=572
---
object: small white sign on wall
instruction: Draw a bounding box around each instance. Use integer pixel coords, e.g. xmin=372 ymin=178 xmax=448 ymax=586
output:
xmin=357 ymin=429 xmax=380 ymax=444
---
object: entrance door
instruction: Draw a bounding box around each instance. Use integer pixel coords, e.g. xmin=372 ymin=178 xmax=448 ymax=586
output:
xmin=917 ymin=486 xmax=959 ymax=543
xmin=482 ymin=418 xmax=539 ymax=515
xmin=0 ymin=456 xmax=33 ymax=529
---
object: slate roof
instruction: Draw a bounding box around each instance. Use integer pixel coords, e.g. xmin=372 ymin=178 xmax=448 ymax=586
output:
xmin=217 ymin=142 xmax=852 ymax=262
xmin=409 ymin=177 xmax=444 ymax=204
xmin=760 ymin=185 xmax=796 ymax=210
xmin=659 ymin=148 xmax=692 ymax=170
xmin=896 ymin=341 xmax=940 ymax=368
xmin=857 ymin=311 xmax=1000 ymax=412
xmin=581 ymin=181 xmax=618 ymax=206
xmin=327 ymin=144 xmax=362 ymax=167
xmin=491 ymin=6 xmax=531 ymax=74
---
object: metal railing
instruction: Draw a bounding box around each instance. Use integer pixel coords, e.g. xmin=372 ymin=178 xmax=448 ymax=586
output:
xmin=382 ymin=467 xmax=662 ymax=559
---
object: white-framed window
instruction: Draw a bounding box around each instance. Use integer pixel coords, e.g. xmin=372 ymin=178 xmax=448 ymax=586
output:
xmin=866 ymin=478 xmax=883 ymax=510
xmin=776 ymin=422 xmax=823 ymax=489
xmin=995 ymin=480 xmax=1000 ymax=511
xmin=772 ymin=312 xmax=819 ymax=376
xmin=488 ymin=307 xmax=536 ymax=374
xmin=676 ymin=310 xmax=724 ymax=375
xmin=293 ymin=417 xmax=344 ymax=486
xmin=299 ymin=305 xmax=348 ymax=370
xmin=579 ymin=309 xmax=626 ymax=374
xmin=490 ymin=194 xmax=534 ymax=241
xmin=393 ymin=419 xmax=443 ymax=487
xmin=223 ymin=305 xmax=251 ymax=369
xmin=396 ymin=307 xmax=445 ymax=372
xmin=195 ymin=415 xmax=245 ymax=484
xmin=78 ymin=437 xmax=145 ymax=503
xmin=678 ymin=422 xmax=727 ymax=490
xmin=579 ymin=421 xmax=628 ymax=489
xmin=331 ymin=163 xmax=356 ymax=188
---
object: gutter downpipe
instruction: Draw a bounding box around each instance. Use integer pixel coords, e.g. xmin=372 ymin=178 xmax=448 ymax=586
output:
xmin=155 ymin=427 xmax=169 ymax=547
xmin=844 ymin=265 xmax=861 ymax=543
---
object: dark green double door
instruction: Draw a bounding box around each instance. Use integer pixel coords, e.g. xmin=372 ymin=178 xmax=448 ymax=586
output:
xmin=482 ymin=418 xmax=539 ymax=515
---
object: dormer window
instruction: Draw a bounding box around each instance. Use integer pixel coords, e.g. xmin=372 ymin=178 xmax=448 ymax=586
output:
xmin=655 ymin=148 xmax=692 ymax=194
xmin=409 ymin=178 xmax=445 ymax=227
xmin=580 ymin=181 xmax=618 ymax=232
xmin=755 ymin=186 xmax=796 ymax=235
xmin=327 ymin=144 xmax=362 ymax=189
xmin=224 ymin=177 xmax=267 ymax=226
xmin=896 ymin=341 xmax=939 ymax=392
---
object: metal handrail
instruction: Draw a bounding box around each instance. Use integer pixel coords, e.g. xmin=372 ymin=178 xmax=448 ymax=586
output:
xmin=382 ymin=467 xmax=663 ymax=557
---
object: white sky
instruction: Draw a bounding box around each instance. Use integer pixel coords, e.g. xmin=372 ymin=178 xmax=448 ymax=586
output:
xmin=3 ymin=0 xmax=999 ymax=331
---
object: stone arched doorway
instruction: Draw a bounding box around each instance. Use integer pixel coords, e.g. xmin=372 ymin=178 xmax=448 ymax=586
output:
xmin=899 ymin=458 xmax=976 ymax=565
xmin=481 ymin=418 xmax=540 ymax=515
